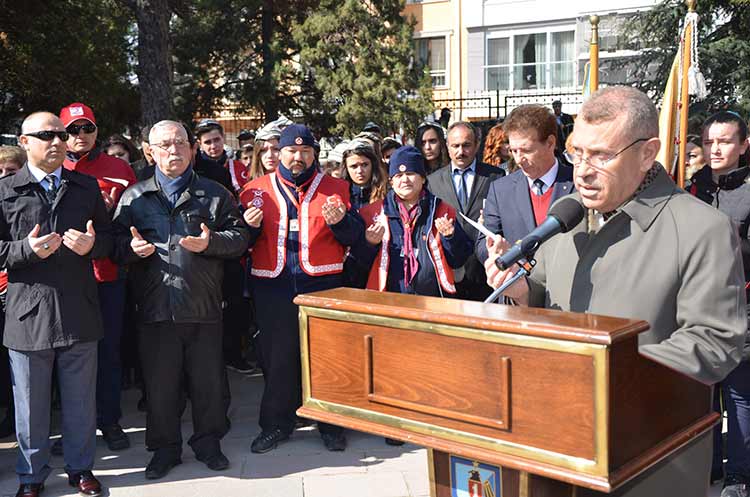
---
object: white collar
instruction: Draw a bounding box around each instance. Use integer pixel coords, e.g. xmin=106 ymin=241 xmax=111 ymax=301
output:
xmin=526 ymin=159 xmax=559 ymax=189
xmin=451 ymin=158 xmax=477 ymax=174
xmin=27 ymin=162 xmax=62 ymax=184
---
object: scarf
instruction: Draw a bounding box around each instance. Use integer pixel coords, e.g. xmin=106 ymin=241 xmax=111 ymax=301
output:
xmin=396 ymin=191 xmax=426 ymax=286
xmin=155 ymin=164 xmax=193 ymax=208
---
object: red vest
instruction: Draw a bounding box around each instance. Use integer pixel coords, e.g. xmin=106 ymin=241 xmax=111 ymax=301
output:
xmin=64 ymin=150 xmax=137 ymax=282
xmin=530 ymin=185 xmax=554 ymax=226
xmin=226 ymin=158 xmax=250 ymax=193
xmin=359 ymin=199 xmax=457 ymax=294
xmin=239 ymin=171 xmax=351 ymax=278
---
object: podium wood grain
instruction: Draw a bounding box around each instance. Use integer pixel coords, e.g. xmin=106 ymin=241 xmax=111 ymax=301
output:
xmin=295 ymin=288 xmax=717 ymax=493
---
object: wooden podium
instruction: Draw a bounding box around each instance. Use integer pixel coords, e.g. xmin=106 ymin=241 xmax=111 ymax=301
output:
xmin=293 ymin=288 xmax=717 ymax=496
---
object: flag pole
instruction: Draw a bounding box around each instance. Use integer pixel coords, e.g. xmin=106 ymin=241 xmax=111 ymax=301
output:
xmin=677 ymin=0 xmax=696 ymax=188
xmin=589 ymin=15 xmax=600 ymax=94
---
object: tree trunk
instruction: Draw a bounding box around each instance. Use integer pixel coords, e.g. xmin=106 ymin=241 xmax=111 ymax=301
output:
xmin=133 ymin=0 xmax=173 ymax=125
xmin=261 ymin=0 xmax=278 ymax=122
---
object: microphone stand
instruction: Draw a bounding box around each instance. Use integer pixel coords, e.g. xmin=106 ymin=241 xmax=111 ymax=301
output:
xmin=484 ymin=258 xmax=536 ymax=304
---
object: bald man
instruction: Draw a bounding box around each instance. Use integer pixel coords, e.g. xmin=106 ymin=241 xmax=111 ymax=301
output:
xmin=0 ymin=112 xmax=112 ymax=497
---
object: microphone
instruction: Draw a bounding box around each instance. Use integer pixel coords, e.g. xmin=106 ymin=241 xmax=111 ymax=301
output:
xmin=495 ymin=197 xmax=584 ymax=271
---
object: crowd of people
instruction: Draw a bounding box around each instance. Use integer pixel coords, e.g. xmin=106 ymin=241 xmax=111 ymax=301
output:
xmin=0 ymin=87 xmax=749 ymax=497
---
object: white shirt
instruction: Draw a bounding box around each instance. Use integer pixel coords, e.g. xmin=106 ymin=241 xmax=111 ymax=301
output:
xmin=27 ymin=162 xmax=62 ymax=190
xmin=451 ymin=158 xmax=477 ymax=198
xmin=526 ymin=159 xmax=559 ymax=195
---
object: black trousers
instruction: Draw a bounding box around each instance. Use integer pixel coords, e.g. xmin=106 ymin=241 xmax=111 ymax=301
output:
xmin=222 ymin=259 xmax=251 ymax=364
xmin=139 ymin=321 xmax=227 ymax=456
xmin=254 ymin=292 xmax=341 ymax=437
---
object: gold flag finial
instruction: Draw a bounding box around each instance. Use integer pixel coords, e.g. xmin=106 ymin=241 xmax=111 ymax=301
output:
xmin=588 ymin=15 xmax=600 ymax=94
xmin=687 ymin=0 xmax=696 ymax=12
xmin=590 ymin=15 xmax=600 ymax=28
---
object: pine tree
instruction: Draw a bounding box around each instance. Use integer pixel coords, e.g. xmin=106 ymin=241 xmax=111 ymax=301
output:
xmin=618 ymin=0 xmax=750 ymax=121
xmin=291 ymin=0 xmax=433 ymax=136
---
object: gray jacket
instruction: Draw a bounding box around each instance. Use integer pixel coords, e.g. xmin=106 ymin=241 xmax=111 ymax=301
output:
xmin=528 ymin=167 xmax=746 ymax=385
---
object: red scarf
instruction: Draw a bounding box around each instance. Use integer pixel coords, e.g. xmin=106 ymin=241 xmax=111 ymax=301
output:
xmin=396 ymin=192 xmax=425 ymax=286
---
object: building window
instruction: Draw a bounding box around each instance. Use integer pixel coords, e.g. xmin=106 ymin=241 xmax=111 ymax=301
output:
xmin=485 ymin=30 xmax=575 ymax=91
xmin=415 ymin=36 xmax=447 ymax=87
xmin=486 ymin=38 xmax=510 ymax=91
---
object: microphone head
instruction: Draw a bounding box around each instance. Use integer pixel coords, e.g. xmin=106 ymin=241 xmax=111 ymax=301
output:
xmin=548 ymin=197 xmax=585 ymax=233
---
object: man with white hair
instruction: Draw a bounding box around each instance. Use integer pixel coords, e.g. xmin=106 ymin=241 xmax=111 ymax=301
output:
xmin=112 ymin=120 xmax=250 ymax=480
xmin=485 ymin=86 xmax=746 ymax=496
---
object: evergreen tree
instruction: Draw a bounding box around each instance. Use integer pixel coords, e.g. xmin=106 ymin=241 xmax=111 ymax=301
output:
xmin=0 ymin=0 xmax=139 ymax=133
xmin=291 ymin=0 xmax=432 ymax=136
xmin=619 ymin=0 xmax=750 ymax=121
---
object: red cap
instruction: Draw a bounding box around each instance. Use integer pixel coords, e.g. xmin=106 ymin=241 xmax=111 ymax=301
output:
xmin=59 ymin=102 xmax=96 ymax=127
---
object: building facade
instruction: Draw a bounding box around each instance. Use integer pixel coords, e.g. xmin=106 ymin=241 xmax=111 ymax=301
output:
xmin=405 ymin=0 xmax=656 ymax=120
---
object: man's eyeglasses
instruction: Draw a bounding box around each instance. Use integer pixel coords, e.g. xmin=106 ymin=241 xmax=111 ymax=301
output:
xmin=66 ymin=123 xmax=97 ymax=135
xmin=566 ymin=138 xmax=650 ymax=169
xmin=24 ymin=130 xmax=69 ymax=142
xmin=150 ymin=139 xmax=189 ymax=150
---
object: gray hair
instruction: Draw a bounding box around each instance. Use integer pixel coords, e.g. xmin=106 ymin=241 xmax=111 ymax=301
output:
xmin=447 ymin=121 xmax=479 ymax=144
xmin=578 ymin=86 xmax=658 ymax=140
xmin=149 ymin=120 xmax=187 ymax=143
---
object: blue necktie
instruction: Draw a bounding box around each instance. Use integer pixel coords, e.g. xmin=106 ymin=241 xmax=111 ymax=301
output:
xmin=454 ymin=168 xmax=469 ymax=210
xmin=44 ymin=174 xmax=58 ymax=204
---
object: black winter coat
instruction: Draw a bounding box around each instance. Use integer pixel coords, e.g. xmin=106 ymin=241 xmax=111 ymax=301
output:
xmin=112 ymin=172 xmax=249 ymax=324
xmin=0 ymin=165 xmax=113 ymax=351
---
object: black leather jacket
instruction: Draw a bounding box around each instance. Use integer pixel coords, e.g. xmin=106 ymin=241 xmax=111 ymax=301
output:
xmin=112 ymin=172 xmax=250 ymax=324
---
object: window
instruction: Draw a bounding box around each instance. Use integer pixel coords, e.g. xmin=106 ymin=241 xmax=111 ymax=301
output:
xmin=484 ymin=30 xmax=576 ymax=91
xmin=415 ymin=36 xmax=447 ymax=87
xmin=486 ymin=38 xmax=510 ymax=91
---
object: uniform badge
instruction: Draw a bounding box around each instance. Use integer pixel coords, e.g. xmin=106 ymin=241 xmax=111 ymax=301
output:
xmin=295 ymin=136 xmax=303 ymax=145
xmin=399 ymin=164 xmax=407 ymax=172
xmin=250 ymin=189 xmax=264 ymax=208
xmin=70 ymin=106 xmax=84 ymax=116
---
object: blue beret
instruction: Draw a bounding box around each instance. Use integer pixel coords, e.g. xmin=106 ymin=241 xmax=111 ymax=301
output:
xmin=388 ymin=146 xmax=426 ymax=178
xmin=279 ymin=124 xmax=315 ymax=149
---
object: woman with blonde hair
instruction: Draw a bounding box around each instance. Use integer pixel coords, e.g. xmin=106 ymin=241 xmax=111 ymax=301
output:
xmin=248 ymin=124 xmax=282 ymax=180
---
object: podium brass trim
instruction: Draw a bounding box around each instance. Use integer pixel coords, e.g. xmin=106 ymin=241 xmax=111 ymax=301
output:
xmin=299 ymin=306 xmax=610 ymax=479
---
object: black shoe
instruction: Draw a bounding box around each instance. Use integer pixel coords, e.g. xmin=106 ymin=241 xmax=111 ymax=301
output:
xmin=50 ymin=438 xmax=63 ymax=456
xmin=197 ymin=450 xmax=229 ymax=471
xmin=225 ymin=357 xmax=257 ymax=375
xmin=251 ymin=429 xmax=290 ymax=453
xmin=321 ymin=432 xmax=347 ymax=451
xmin=384 ymin=437 xmax=405 ymax=446
xmin=100 ymin=424 xmax=130 ymax=451
xmin=722 ymin=474 xmax=749 ymax=497
xmin=15 ymin=483 xmax=43 ymax=497
xmin=145 ymin=451 xmax=182 ymax=480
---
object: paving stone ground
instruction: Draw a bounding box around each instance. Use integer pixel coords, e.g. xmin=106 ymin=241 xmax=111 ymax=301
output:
xmin=0 ymin=371 xmax=725 ymax=496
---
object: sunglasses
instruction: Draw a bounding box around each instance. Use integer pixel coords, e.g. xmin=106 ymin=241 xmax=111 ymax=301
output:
xmin=66 ymin=123 xmax=97 ymax=135
xmin=24 ymin=130 xmax=70 ymax=141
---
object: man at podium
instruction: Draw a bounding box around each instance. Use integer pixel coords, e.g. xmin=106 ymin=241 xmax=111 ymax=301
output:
xmin=484 ymin=86 xmax=747 ymax=497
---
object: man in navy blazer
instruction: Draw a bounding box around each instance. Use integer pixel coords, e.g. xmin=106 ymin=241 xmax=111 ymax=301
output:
xmin=427 ymin=122 xmax=505 ymax=301
xmin=476 ymin=105 xmax=574 ymax=264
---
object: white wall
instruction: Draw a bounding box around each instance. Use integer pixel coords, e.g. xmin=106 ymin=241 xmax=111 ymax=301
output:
xmin=463 ymin=0 xmax=657 ymax=28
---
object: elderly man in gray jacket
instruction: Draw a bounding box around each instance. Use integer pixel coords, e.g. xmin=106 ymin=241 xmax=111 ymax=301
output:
xmin=485 ymin=86 xmax=746 ymax=497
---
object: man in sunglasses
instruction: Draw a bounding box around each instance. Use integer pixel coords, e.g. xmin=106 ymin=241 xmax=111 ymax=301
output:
xmin=1 ymin=111 xmax=113 ymax=497
xmin=484 ymin=87 xmax=746 ymax=497
xmin=58 ymin=102 xmax=137 ymax=454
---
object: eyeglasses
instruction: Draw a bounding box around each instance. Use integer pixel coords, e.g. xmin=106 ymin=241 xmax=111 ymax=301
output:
xmin=150 ymin=138 xmax=189 ymax=150
xmin=66 ymin=123 xmax=97 ymax=135
xmin=24 ymin=130 xmax=69 ymax=141
xmin=567 ymin=138 xmax=650 ymax=169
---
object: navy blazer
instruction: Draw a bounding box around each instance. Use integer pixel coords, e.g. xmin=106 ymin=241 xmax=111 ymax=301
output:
xmin=476 ymin=164 xmax=574 ymax=263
